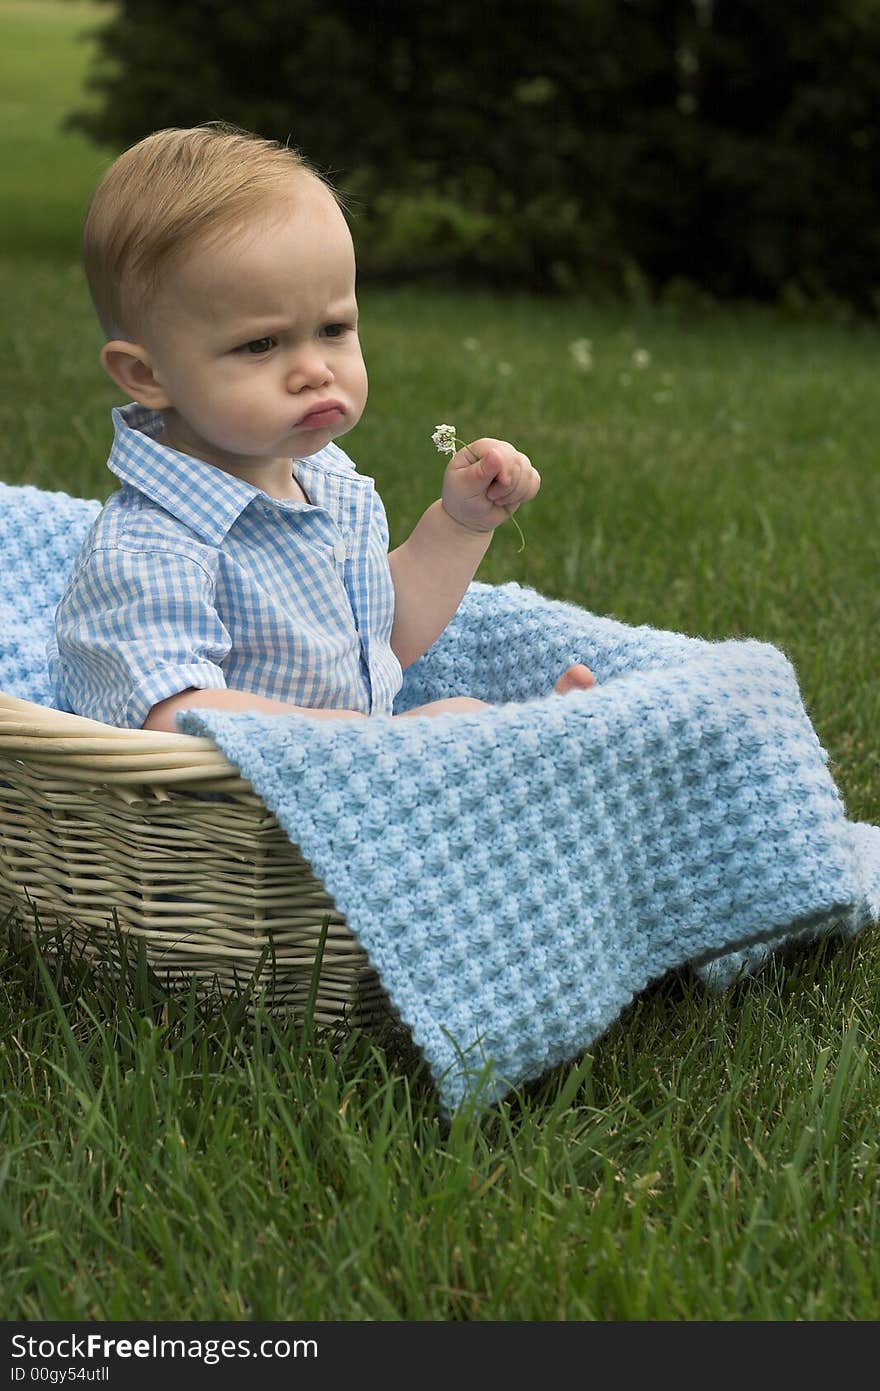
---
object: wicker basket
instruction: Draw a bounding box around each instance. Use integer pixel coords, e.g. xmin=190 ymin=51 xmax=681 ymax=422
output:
xmin=0 ymin=689 xmax=387 ymax=1027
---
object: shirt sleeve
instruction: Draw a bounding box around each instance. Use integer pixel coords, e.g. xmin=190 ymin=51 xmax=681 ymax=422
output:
xmin=52 ymin=545 xmax=232 ymax=728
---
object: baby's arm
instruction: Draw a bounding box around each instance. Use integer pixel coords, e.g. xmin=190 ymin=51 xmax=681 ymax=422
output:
xmin=388 ymin=438 xmax=539 ymax=669
xmin=144 ymin=687 xmax=487 ymax=732
xmin=143 ymin=686 xmax=368 ymax=731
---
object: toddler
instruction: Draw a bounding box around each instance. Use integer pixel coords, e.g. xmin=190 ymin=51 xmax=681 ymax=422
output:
xmin=50 ymin=124 xmax=594 ymax=731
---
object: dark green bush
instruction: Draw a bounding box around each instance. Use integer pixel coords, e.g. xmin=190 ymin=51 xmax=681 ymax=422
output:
xmin=69 ymin=0 xmax=880 ymax=308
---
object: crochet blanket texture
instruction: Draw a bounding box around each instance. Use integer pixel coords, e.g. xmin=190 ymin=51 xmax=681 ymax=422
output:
xmin=2 ymin=481 xmax=879 ymax=1116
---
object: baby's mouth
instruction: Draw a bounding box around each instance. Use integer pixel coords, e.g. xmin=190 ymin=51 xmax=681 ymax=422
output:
xmin=296 ymin=402 xmax=344 ymax=429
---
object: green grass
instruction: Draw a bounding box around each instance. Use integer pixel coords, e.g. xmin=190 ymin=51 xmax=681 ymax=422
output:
xmin=4 ymin=920 xmax=880 ymax=1320
xmin=0 ymin=2 xmax=114 ymax=259
xmin=2 ymin=0 xmax=880 ymax=1323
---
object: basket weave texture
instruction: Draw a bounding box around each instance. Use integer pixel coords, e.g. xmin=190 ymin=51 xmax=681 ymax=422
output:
xmin=0 ymin=690 xmax=385 ymax=1026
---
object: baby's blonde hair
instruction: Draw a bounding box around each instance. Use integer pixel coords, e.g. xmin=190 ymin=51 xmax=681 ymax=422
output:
xmin=83 ymin=123 xmax=333 ymax=340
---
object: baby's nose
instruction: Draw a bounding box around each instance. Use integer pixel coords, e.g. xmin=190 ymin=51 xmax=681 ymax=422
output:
xmin=287 ymin=351 xmax=333 ymax=391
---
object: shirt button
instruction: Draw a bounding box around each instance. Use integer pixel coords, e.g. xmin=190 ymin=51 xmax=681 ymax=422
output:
xmin=333 ymin=537 xmax=347 ymax=563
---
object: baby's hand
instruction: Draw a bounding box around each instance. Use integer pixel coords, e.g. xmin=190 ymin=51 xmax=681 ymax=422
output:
xmin=441 ymin=438 xmax=541 ymax=535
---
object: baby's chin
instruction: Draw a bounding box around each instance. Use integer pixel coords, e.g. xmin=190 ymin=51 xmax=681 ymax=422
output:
xmin=290 ymin=420 xmax=359 ymax=459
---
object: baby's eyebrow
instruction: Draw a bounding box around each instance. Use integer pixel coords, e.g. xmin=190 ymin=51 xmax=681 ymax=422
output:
xmin=218 ymin=294 xmax=359 ymax=342
xmin=225 ymin=317 xmax=291 ymax=338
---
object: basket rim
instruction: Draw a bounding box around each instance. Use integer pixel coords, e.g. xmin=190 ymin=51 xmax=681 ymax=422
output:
xmin=0 ymin=688 xmax=243 ymax=787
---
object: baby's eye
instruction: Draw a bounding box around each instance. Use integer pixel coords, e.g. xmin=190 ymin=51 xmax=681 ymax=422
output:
xmin=236 ymin=336 xmax=277 ymax=355
xmin=322 ymin=323 xmax=351 ymax=339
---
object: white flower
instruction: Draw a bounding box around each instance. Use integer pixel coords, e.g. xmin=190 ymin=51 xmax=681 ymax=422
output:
xmin=498 ymin=361 xmax=513 ymax=376
xmin=569 ymin=338 xmax=593 ymax=371
xmin=462 ymin=337 xmax=480 ymax=352
xmin=632 ymin=348 xmax=651 ymax=369
xmin=431 ymin=423 xmax=458 ymax=454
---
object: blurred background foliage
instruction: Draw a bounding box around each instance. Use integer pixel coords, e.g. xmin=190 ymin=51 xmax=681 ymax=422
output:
xmin=68 ymin=0 xmax=880 ymax=311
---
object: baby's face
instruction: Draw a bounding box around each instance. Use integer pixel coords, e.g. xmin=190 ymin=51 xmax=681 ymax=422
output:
xmin=141 ymin=178 xmax=368 ymax=479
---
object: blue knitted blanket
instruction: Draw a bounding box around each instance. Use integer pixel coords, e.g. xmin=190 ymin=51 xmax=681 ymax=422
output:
xmin=2 ymin=481 xmax=879 ymax=1115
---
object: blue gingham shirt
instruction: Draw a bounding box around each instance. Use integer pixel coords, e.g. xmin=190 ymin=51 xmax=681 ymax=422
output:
xmin=48 ymin=403 xmax=403 ymax=727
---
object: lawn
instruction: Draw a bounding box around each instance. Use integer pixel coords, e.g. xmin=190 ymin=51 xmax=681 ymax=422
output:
xmin=1 ymin=0 xmax=880 ymax=1322
xmin=0 ymin=1 xmax=114 ymax=259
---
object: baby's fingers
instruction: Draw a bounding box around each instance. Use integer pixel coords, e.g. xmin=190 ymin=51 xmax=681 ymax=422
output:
xmin=486 ymin=454 xmax=541 ymax=504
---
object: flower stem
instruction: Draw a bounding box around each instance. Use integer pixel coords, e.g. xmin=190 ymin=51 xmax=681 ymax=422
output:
xmin=508 ymin=510 xmax=526 ymax=553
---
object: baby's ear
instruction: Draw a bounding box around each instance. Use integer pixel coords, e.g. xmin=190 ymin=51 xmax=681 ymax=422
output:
xmin=99 ymin=341 xmax=172 ymax=409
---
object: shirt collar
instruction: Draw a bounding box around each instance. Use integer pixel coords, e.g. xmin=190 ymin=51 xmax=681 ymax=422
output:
xmin=108 ymin=404 xmax=270 ymax=545
xmin=107 ymin=403 xmax=364 ymax=546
